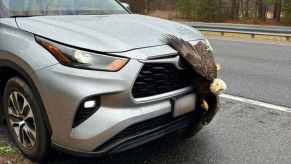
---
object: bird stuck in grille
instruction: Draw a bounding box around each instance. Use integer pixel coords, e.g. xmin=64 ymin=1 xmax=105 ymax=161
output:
xmin=163 ymin=34 xmax=227 ymax=111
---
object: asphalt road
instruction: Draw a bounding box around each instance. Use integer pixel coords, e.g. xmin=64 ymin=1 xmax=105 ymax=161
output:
xmin=1 ymin=39 xmax=291 ymax=164
xmin=30 ymin=99 xmax=291 ymax=164
xmin=212 ymin=39 xmax=291 ymax=108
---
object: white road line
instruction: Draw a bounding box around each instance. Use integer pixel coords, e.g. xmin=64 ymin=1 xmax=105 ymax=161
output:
xmin=220 ymin=94 xmax=291 ymax=113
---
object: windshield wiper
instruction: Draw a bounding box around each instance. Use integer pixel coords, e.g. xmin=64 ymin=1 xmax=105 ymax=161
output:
xmin=10 ymin=15 xmax=43 ymax=18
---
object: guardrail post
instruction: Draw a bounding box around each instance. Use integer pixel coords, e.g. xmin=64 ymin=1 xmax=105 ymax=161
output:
xmin=221 ymin=32 xmax=224 ymax=36
xmin=287 ymin=36 xmax=290 ymax=41
xmin=251 ymin=34 xmax=255 ymax=38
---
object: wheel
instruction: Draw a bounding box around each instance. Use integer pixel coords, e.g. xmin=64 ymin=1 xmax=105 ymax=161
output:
xmin=3 ymin=77 xmax=50 ymax=161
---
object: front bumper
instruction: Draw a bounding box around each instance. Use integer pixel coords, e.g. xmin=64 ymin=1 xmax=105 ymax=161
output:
xmin=52 ymin=112 xmax=195 ymax=157
xmin=35 ymin=56 xmax=219 ymax=154
xmin=53 ymin=94 xmax=218 ymax=157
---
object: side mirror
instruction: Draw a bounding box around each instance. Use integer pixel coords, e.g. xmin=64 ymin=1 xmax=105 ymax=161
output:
xmin=121 ymin=2 xmax=130 ymax=10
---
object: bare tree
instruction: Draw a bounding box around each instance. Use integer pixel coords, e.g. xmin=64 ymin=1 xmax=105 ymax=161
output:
xmin=231 ymin=0 xmax=240 ymax=20
xmin=273 ymin=0 xmax=282 ymax=22
xmin=244 ymin=0 xmax=250 ymax=18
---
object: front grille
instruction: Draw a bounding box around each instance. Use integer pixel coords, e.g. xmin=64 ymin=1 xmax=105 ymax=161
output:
xmin=132 ymin=63 xmax=195 ymax=98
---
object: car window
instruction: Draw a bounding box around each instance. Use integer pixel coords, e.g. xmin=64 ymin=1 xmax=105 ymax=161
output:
xmin=0 ymin=0 xmax=8 ymax=17
xmin=0 ymin=0 xmax=128 ymax=17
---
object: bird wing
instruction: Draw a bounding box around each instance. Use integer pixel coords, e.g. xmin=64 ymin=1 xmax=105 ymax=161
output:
xmin=194 ymin=41 xmax=217 ymax=80
xmin=163 ymin=34 xmax=217 ymax=81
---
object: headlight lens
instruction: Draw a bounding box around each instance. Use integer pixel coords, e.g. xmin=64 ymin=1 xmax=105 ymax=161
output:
xmin=204 ymin=38 xmax=214 ymax=52
xmin=35 ymin=36 xmax=129 ymax=71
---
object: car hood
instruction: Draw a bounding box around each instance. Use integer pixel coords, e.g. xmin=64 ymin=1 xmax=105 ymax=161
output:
xmin=16 ymin=14 xmax=204 ymax=53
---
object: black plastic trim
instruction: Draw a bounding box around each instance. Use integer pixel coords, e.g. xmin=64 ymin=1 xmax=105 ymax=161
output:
xmin=52 ymin=113 xmax=195 ymax=157
xmin=107 ymin=114 xmax=193 ymax=154
xmin=72 ymin=96 xmax=101 ymax=128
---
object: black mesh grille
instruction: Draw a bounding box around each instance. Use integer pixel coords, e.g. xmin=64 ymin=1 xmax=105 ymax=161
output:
xmin=132 ymin=63 xmax=195 ymax=98
xmin=114 ymin=114 xmax=173 ymax=139
xmin=95 ymin=113 xmax=194 ymax=152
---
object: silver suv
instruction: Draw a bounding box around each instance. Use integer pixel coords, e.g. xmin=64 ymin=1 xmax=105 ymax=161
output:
xmin=0 ymin=0 xmax=219 ymax=161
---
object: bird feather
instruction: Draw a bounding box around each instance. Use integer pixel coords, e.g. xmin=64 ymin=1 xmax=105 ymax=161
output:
xmin=163 ymin=34 xmax=217 ymax=81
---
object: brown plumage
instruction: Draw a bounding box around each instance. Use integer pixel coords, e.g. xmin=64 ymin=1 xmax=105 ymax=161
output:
xmin=163 ymin=34 xmax=220 ymax=111
xmin=163 ymin=34 xmax=217 ymax=81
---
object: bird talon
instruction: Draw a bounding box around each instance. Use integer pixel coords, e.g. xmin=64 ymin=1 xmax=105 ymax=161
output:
xmin=201 ymin=100 xmax=209 ymax=111
xmin=216 ymin=64 xmax=222 ymax=71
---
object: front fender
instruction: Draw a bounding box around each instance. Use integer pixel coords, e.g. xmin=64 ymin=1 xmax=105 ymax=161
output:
xmin=0 ymin=20 xmax=58 ymax=71
xmin=0 ymin=59 xmax=52 ymax=136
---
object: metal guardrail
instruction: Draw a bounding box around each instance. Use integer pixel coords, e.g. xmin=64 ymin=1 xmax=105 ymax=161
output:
xmin=184 ymin=22 xmax=291 ymax=40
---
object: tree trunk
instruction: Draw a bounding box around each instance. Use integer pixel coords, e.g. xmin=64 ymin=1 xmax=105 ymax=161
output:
xmin=231 ymin=0 xmax=239 ymax=20
xmin=273 ymin=0 xmax=282 ymax=22
xmin=218 ymin=0 xmax=223 ymax=20
xmin=245 ymin=0 xmax=250 ymax=18
xmin=258 ymin=0 xmax=267 ymax=21
xmin=129 ymin=0 xmax=146 ymax=14
xmin=240 ymin=0 xmax=243 ymax=17
xmin=257 ymin=0 xmax=263 ymax=19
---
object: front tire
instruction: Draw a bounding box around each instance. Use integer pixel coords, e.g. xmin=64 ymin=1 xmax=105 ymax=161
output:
xmin=3 ymin=77 xmax=50 ymax=161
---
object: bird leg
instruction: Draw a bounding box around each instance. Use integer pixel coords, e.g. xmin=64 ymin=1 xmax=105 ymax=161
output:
xmin=201 ymin=100 xmax=209 ymax=112
xmin=216 ymin=64 xmax=222 ymax=71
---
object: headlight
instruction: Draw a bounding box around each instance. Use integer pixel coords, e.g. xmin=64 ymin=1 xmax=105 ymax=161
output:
xmin=35 ymin=36 xmax=129 ymax=71
xmin=204 ymin=38 xmax=214 ymax=52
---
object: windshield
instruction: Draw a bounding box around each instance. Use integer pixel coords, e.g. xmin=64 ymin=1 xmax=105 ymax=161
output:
xmin=0 ymin=0 xmax=128 ymax=17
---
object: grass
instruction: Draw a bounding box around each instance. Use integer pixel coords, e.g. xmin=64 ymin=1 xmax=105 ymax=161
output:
xmin=0 ymin=143 xmax=32 ymax=164
xmin=0 ymin=143 xmax=17 ymax=156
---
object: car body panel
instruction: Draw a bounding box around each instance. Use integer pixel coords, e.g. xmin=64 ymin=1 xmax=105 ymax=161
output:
xmin=16 ymin=14 xmax=203 ymax=55
xmin=0 ymin=18 xmax=58 ymax=70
